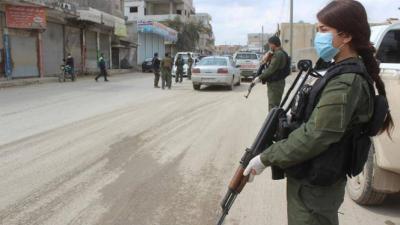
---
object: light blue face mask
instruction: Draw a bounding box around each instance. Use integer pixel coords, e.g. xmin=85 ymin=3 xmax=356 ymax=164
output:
xmin=314 ymin=32 xmax=340 ymax=62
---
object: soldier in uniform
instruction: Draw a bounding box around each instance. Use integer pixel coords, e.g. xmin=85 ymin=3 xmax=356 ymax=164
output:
xmin=187 ymin=53 xmax=194 ymax=80
xmin=161 ymin=53 xmax=173 ymax=89
xmin=175 ymin=55 xmax=184 ymax=83
xmin=243 ymin=1 xmax=394 ymax=225
xmin=152 ymin=53 xmax=161 ymax=88
xmin=253 ymin=36 xmax=287 ymax=111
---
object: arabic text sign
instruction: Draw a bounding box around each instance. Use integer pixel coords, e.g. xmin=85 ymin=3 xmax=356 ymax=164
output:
xmin=6 ymin=5 xmax=47 ymax=29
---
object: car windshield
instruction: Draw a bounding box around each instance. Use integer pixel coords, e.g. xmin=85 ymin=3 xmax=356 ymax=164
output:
xmin=145 ymin=58 xmax=153 ymax=62
xmin=235 ymin=53 xmax=258 ymax=60
xmin=197 ymin=58 xmax=227 ymax=66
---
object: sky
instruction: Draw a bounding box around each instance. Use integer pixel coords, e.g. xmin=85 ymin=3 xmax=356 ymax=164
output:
xmin=194 ymin=0 xmax=400 ymax=45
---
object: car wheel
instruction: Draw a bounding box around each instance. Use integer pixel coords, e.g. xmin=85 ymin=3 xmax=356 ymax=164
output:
xmin=347 ymin=145 xmax=387 ymax=205
xmin=193 ymin=84 xmax=201 ymax=90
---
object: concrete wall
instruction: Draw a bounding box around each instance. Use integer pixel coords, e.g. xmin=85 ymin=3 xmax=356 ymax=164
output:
xmin=280 ymin=22 xmax=316 ymax=63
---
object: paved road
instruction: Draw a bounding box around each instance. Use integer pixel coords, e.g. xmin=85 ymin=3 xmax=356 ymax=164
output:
xmin=0 ymin=73 xmax=399 ymax=225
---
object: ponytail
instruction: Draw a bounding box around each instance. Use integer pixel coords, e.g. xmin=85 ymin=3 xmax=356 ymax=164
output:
xmin=357 ymin=43 xmax=394 ymax=135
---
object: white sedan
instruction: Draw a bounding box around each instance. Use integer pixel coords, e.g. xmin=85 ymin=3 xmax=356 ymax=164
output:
xmin=191 ymin=56 xmax=241 ymax=90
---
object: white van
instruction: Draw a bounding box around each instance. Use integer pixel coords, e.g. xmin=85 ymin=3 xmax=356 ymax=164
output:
xmin=171 ymin=52 xmax=199 ymax=77
xmin=347 ymin=22 xmax=400 ymax=205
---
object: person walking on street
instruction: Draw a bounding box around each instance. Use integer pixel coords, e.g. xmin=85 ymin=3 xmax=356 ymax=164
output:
xmin=175 ymin=55 xmax=184 ymax=83
xmin=161 ymin=53 xmax=173 ymax=89
xmin=243 ymin=1 xmax=394 ymax=225
xmin=253 ymin=36 xmax=288 ymax=111
xmin=152 ymin=53 xmax=161 ymax=88
xmin=95 ymin=53 xmax=109 ymax=82
xmin=187 ymin=53 xmax=194 ymax=80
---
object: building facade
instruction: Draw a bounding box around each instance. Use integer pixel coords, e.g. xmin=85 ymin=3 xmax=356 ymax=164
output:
xmin=279 ymin=22 xmax=317 ymax=63
xmin=0 ymin=0 xmax=134 ymax=79
xmin=247 ymin=33 xmax=273 ymax=52
xmin=214 ymin=45 xmax=243 ymax=55
xmin=124 ymin=0 xmax=184 ymax=65
xmin=124 ymin=0 xmax=195 ymax=23
xmin=193 ymin=13 xmax=214 ymax=55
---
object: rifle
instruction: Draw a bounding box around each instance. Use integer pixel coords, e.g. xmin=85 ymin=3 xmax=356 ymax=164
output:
xmin=244 ymin=51 xmax=273 ymax=99
xmin=217 ymin=59 xmax=316 ymax=225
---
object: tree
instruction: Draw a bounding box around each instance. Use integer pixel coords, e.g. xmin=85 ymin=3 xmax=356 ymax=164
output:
xmin=163 ymin=17 xmax=206 ymax=52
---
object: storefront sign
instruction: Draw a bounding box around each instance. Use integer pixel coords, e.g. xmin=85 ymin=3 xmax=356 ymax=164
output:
xmin=114 ymin=17 xmax=127 ymax=37
xmin=5 ymin=5 xmax=47 ymax=29
xmin=137 ymin=21 xmax=178 ymax=42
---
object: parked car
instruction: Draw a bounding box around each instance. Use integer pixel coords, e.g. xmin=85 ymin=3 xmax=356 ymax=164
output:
xmin=141 ymin=58 xmax=154 ymax=72
xmin=346 ymin=22 xmax=400 ymax=205
xmin=191 ymin=56 xmax=241 ymax=90
xmin=172 ymin=52 xmax=199 ymax=77
xmin=233 ymin=51 xmax=261 ymax=80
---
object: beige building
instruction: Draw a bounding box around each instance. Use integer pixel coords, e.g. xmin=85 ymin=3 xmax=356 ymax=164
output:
xmin=215 ymin=45 xmax=243 ymax=55
xmin=247 ymin=33 xmax=273 ymax=52
xmin=125 ymin=0 xmax=195 ymax=22
xmin=193 ymin=13 xmax=215 ymax=55
xmin=279 ymin=22 xmax=317 ymax=64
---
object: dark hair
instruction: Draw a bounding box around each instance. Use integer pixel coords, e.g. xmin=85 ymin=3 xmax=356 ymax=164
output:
xmin=268 ymin=36 xmax=281 ymax=47
xmin=317 ymin=0 xmax=394 ymax=135
xmin=154 ymin=53 xmax=158 ymax=57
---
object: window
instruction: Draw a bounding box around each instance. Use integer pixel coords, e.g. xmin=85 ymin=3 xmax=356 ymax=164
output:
xmin=176 ymin=10 xmax=182 ymax=15
xmin=130 ymin=7 xmax=138 ymax=13
xmin=197 ymin=58 xmax=227 ymax=66
xmin=376 ymin=30 xmax=400 ymax=64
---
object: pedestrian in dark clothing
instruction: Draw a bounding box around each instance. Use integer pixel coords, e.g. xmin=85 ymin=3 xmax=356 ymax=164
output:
xmin=152 ymin=53 xmax=161 ymax=88
xmin=65 ymin=53 xmax=75 ymax=76
xmin=95 ymin=53 xmax=109 ymax=82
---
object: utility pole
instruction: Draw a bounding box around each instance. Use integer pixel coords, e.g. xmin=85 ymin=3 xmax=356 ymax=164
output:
xmin=289 ymin=0 xmax=294 ymax=58
xmin=261 ymin=25 xmax=264 ymax=52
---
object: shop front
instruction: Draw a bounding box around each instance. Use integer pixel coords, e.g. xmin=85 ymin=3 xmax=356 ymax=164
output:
xmin=137 ymin=21 xmax=177 ymax=65
xmin=3 ymin=5 xmax=47 ymax=78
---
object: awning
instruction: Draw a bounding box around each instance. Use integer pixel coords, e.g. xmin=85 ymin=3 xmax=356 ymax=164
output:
xmin=77 ymin=8 xmax=101 ymax=24
xmin=137 ymin=21 xmax=178 ymax=42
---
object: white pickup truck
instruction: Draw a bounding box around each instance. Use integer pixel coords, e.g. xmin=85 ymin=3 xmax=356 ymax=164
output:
xmin=347 ymin=23 xmax=400 ymax=205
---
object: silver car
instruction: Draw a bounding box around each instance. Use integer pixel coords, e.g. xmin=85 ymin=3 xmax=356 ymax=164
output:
xmin=191 ymin=56 xmax=241 ymax=90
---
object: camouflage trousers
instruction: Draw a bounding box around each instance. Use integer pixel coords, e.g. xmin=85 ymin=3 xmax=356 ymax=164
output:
xmin=161 ymin=69 xmax=172 ymax=89
xmin=267 ymin=79 xmax=286 ymax=111
xmin=287 ymin=176 xmax=346 ymax=225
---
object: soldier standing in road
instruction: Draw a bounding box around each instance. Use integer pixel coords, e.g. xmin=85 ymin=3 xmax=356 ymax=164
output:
xmin=95 ymin=53 xmax=109 ymax=82
xmin=253 ymin=36 xmax=287 ymax=111
xmin=175 ymin=55 xmax=184 ymax=83
xmin=187 ymin=53 xmax=194 ymax=80
xmin=243 ymin=1 xmax=394 ymax=225
xmin=161 ymin=53 xmax=173 ymax=89
xmin=152 ymin=53 xmax=161 ymax=88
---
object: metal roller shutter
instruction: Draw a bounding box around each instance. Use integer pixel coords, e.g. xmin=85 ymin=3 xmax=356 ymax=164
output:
xmin=86 ymin=31 xmax=97 ymax=70
xmin=65 ymin=26 xmax=82 ymax=72
xmin=100 ymin=33 xmax=110 ymax=69
xmin=42 ymin=22 xmax=64 ymax=76
xmin=10 ymin=34 xmax=38 ymax=78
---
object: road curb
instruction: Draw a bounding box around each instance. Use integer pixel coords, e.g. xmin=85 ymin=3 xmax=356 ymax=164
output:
xmin=0 ymin=69 xmax=140 ymax=89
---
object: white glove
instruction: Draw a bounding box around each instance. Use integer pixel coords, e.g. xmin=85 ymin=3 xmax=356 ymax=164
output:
xmin=243 ymin=155 xmax=267 ymax=183
xmin=252 ymin=76 xmax=261 ymax=84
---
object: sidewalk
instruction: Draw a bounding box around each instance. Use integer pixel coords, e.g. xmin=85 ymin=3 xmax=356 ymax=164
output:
xmin=0 ymin=69 xmax=138 ymax=89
